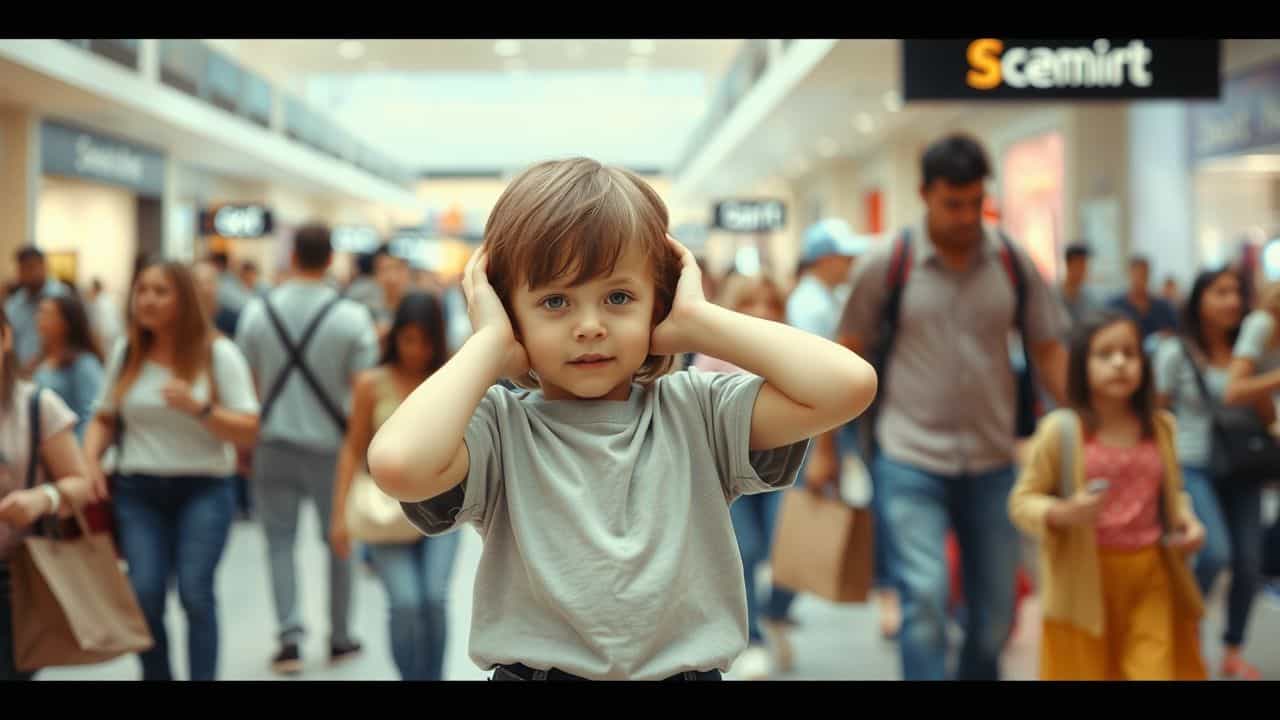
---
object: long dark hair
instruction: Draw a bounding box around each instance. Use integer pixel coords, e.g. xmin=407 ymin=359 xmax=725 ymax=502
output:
xmin=42 ymin=294 xmax=104 ymax=365
xmin=381 ymin=291 xmax=448 ymax=375
xmin=1182 ymin=267 xmax=1243 ymax=354
xmin=0 ymin=307 xmax=17 ymax=411
xmin=1066 ymin=310 xmax=1156 ymax=437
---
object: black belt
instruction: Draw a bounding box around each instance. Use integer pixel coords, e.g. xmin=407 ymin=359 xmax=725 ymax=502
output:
xmin=492 ymin=663 xmax=722 ymax=682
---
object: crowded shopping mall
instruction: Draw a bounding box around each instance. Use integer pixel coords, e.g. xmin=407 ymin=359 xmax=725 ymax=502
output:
xmin=0 ymin=37 xmax=1278 ymax=682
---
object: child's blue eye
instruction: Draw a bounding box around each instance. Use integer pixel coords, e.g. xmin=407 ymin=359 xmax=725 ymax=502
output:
xmin=606 ymin=292 xmax=632 ymax=305
xmin=542 ymin=296 xmax=567 ymax=310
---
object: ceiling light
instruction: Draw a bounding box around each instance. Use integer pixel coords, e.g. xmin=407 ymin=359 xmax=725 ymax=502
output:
xmin=630 ymin=39 xmax=657 ymax=55
xmin=883 ymin=89 xmax=903 ymax=113
xmin=494 ymin=40 xmax=522 ymax=57
xmin=817 ymin=137 xmax=839 ymax=158
xmin=338 ymin=41 xmax=365 ymax=60
xmin=854 ymin=112 xmax=875 ymax=134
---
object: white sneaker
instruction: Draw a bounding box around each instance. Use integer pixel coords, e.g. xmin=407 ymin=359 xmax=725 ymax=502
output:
xmin=732 ymin=645 xmax=772 ymax=681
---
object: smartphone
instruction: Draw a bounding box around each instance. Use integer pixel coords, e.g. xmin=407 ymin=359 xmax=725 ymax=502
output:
xmin=1086 ymin=479 xmax=1110 ymax=495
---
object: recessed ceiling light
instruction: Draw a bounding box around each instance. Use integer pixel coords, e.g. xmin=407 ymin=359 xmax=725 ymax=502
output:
xmin=883 ymin=89 xmax=903 ymax=113
xmin=338 ymin=41 xmax=365 ymax=60
xmin=817 ymin=137 xmax=839 ymax=157
xmin=494 ymin=40 xmax=522 ymax=57
xmin=854 ymin=112 xmax=875 ymax=134
xmin=630 ymin=39 xmax=657 ymax=55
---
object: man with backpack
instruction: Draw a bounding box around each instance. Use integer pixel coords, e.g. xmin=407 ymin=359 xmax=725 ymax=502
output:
xmin=833 ymin=134 xmax=1068 ymax=681
xmin=236 ymin=224 xmax=380 ymax=675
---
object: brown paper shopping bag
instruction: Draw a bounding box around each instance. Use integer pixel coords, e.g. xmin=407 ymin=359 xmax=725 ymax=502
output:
xmin=770 ymin=489 xmax=874 ymax=603
xmin=9 ymin=508 xmax=154 ymax=672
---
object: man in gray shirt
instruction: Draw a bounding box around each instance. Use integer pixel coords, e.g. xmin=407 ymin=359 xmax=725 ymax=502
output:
xmin=836 ymin=134 xmax=1067 ymax=681
xmin=236 ymin=224 xmax=380 ymax=675
xmin=1057 ymin=242 xmax=1101 ymax=334
xmin=5 ymin=247 xmax=69 ymax=375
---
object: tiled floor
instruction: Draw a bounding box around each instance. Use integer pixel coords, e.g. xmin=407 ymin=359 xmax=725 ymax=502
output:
xmin=37 ymin=504 xmax=1280 ymax=681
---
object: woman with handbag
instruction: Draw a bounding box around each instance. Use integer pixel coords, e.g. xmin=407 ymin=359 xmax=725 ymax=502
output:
xmin=33 ymin=294 xmax=105 ymax=441
xmin=1154 ymin=268 xmax=1275 ymax=680
xmin=82 ymin=261 xmax=260 ymax=682
xmin=330 ymin=291 xmax=459 ymax=681
xmin=0 ymin=306 xmax=94 ymax=681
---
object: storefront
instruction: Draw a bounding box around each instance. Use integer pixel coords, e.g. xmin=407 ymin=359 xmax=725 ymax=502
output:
xmin=1190 ymin=57 xmax=1280 ymax=289
xmin=35 ymin=119 xmax=166 ymax=296
xmin=198 ymin=202 xmax=279 ymax=282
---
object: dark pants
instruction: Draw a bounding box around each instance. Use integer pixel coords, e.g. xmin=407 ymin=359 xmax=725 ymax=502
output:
xmin=112 ymin=474 xmax=235 ymax=681
xmin=1183 ymin=467 xmax=1263 ymax=648
xmin=0 ymin=561 xmax=35 ymax=682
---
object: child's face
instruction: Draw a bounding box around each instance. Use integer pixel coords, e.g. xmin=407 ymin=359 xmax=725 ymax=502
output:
xmin=1087 ymin=321 xmax=1143 ymax=403
xmin=510 ymin=243 xmax=656 ymax=402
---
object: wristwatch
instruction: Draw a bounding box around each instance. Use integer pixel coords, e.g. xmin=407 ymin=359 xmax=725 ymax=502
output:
xmin=40 ymin=484 xmax=61 ymax=515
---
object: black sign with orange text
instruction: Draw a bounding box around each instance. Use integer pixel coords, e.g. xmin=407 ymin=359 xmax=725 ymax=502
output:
xmin=902 ymin=39 xmax=1220 ymax=101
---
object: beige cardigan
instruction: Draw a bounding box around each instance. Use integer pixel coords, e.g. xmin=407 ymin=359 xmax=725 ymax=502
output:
xmin=1008 ymin=408 xmax=1204 ymax=638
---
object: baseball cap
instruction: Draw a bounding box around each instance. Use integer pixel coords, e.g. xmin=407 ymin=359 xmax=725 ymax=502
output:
xmin=800 ymin=219 xmax=869 ymax=266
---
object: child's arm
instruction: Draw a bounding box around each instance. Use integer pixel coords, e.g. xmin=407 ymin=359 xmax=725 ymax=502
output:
xmin=368 ymin=251 xmax=529 ymax=503
xmin=652 ymin=237 xmax=877 ymax=452
xmin=1007 ymin=414 xmax=1104 ymax=538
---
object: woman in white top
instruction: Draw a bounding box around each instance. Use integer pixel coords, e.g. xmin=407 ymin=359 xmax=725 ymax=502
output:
xmin=0 ymin=306 xmax=94 ymax=681
xmin=83 ymin=261 xmax=259 ymax=682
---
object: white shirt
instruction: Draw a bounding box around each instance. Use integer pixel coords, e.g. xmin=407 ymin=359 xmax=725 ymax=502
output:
xmin=786 ymin=274 xmax=842 ymax=340
xmin=93 ymin=337 xmax=260 ymax=477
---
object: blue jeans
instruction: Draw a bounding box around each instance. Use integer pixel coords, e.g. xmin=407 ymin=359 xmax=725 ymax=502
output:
xmin=0 ymin=561 xmax=35 ymax=681
xmin=366 ymin=532 xmax=461 ymax=680
xmin=730 ymin=491 xmax=792 ymax=643
xmin=112 ymin=474 xmax=235 ymax=681
xmin=873 ymin=455 xmax=1020 ymax=681
xmin=1182 ymin=466 xmax=1263 ymax=648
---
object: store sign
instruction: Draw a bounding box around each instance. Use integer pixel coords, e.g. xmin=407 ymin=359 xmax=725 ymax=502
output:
xmin=902 ymin=39 xmax=1220 ymax=101
xmin=712 ymin=199 xmax=786 ymax=233
xmin=1190 ymin=59 xmax=1280 ymax=161
xmin=41 ymin=121 xmax=165 ymax=196
xmin=332 ymin=225 xmax=382 ymax=254
xmin=199 ymin=204 xmax=274 ymax=238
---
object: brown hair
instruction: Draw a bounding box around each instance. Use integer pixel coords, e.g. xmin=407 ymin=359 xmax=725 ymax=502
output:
xmin=111 ymin=261 xmax=216 ymax=408
xmin=0 ymin=307 xmax=17 ymax=411
xmin=483 ymin=157 xmax=682 ymax=389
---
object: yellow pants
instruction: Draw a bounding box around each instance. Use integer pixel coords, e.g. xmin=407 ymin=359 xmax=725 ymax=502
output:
xmin=1041 ymin=545 xmax=1179 ymax=680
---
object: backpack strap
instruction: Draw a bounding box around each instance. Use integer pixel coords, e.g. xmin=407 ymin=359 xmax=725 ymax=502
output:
xmin=26 ymin=385 xmax=43 ymax=491
xmin=1057 ymin=410 xmax=1078 ymax=498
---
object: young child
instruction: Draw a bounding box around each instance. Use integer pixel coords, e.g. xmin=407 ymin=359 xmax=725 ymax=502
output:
xmin=690 ymin=272 xmax=790 ymax=680
xmin=368 ymin=158 xmax=877 ymax=681
xmin=1008 ymin=310 xmax=1207 ymax=680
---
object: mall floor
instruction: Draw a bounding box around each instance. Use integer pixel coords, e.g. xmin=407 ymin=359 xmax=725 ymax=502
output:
xmin=37 ymin=503 xmax=1280 ymax=682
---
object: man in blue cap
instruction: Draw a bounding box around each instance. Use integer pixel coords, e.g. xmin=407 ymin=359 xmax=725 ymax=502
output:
xmin=759 ymin=218 xmax=876 ymax=671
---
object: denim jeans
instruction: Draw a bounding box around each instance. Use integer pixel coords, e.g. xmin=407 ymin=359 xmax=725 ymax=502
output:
xmin=366 ymin=532 xmax=461 ymax=680
xmin=730 ymin=492 xmax=789 ymax=643
xmin=1182 ymin=466 xmax=1263 ymax=648
xmin=252 ymin=441 xmax=353 ymax=648
xmin=112 ymin=474 xmax=235 ymax=681
xmin=0 ymin=561 xmax=35 ymax=681
xmin=872 ymin=454 xmax=1020 ymax=681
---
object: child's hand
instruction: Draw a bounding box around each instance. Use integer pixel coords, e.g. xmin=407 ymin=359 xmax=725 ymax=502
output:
xmin=651 ymin=234 xmax=711 ymax=357
xmin=463 ymin=248 xmax=530 ymax=380
xmin=1164 ymin=513 xmax=1205 ymax=555
xmin=1046 ymin=486 xmax=1106 ymax=529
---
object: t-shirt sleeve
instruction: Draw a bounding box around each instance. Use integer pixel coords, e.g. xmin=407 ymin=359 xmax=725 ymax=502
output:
xmin=835 ymin=245 xmax=892 ymax=349
xmin=38 ymin=385 xmax=79 ymax=446
xmin=691 ymin=369 xmax=810 ymax=500
xmin=1233 ymin=311 xmax=1275 ymax=363
xmin=401 ymin=384 xmax=507 ymax=536
xmin=212 ymin=338 xmax=261 ymax=413
xmin=92 ymin=337 xmax=129 ymax=416
xmin=1153 ymin=336 xmax=1183 ymax=398
xmin=1017 ymin=246 xmax=1069 ymax=346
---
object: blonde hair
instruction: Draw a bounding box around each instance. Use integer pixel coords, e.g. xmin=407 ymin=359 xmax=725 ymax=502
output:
xmin=483 ymin=158 xmax=683 ymax=390
xmin=716 ymin=273 xmax=786 ymax=320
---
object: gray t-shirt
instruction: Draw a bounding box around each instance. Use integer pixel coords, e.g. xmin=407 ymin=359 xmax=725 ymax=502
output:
xmin=402 ymin=369 xmax=809 ymax=680
xmin=1234 ymin=310 xmax=1280 ymax=377
xmin=236 ymin=281 xmax=380 ymax=452
xmin=1154 ymin=336 xmax=1231 ymax=469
